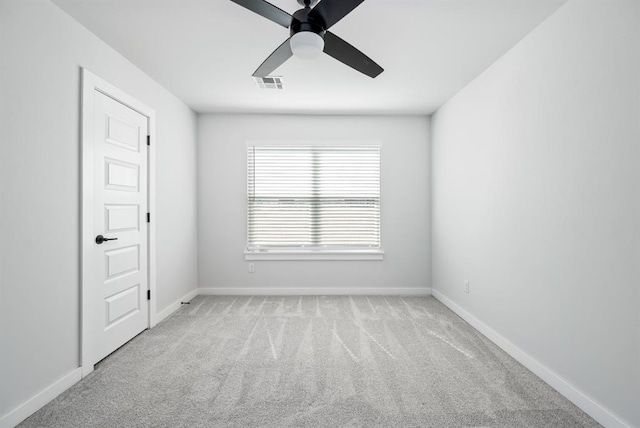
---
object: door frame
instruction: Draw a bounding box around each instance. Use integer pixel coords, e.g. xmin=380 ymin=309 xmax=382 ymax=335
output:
xmin=80 ymin=68 xmax=157 ymax=377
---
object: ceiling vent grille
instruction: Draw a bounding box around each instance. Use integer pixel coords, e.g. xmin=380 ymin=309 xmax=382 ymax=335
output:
xmin=253 ymin=76 xmax=284 ymax=89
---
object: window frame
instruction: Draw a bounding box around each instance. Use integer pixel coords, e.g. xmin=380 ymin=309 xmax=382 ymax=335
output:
xmin=245 ymin=141 xmax=384 ymax=261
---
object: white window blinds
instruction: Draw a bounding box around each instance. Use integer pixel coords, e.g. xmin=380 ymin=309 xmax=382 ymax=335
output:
xmin=247 ymin=145 xmax=381 ymax=251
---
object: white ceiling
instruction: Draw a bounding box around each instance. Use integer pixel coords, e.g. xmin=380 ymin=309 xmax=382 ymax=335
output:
xmin=51 ymin=0 xmax=566 ymax=115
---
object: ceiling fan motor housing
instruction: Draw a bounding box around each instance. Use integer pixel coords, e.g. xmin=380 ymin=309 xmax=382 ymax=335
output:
xmin=290 ymin=8 xmax=326 ymax=38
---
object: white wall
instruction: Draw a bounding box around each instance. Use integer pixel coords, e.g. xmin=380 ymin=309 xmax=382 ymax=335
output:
xmin=0 ymin=0 xmax=198 ymax=421
xmin=198 ymin=114 xmax=430 ymax=294
xmin=431 ymin=0 xmax=640 ymax=426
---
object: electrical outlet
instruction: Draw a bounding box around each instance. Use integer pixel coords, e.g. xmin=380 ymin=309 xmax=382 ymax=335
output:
xmin=248 ymin=263 xmax=255 ymax=273
xmin=464 ymin=280 xmax=469 ymax=294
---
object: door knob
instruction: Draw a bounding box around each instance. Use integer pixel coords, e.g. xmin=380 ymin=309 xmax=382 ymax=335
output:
xmin=95 ymin=235 xmax=118 ymax=244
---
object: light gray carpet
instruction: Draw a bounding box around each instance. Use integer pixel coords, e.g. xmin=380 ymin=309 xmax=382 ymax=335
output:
xmin=20 ymin=296 xmax=599 ymax=427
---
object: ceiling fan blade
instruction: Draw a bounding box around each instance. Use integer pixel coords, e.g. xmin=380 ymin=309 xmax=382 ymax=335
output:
xmin=309 ymin=0 xmax=365 ymax=30
xmin=230 ymin=0 xmax=292 ymax=28
xmin=253 ymin=38 xmax=293 ymax=78
xmin=323 ymin=31 xmax=383 ymax=78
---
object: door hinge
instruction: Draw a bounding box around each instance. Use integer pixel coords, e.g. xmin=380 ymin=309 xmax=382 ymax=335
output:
xmin=147 ymin=135 xmax=150 ymax=146
xmin=147 ymin=290 xmax=151 ymax=300
xmin=147 ymin=213 xmax=150 ymax=223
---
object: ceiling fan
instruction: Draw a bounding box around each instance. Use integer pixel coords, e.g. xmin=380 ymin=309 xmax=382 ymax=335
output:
xmin=230 ymin=0 xmax=384 ymax=78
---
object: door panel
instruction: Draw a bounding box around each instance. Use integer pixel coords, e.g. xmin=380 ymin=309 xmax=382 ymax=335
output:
xmin=105 ymin=205 xmax=140 ymax=233
xmin=92 ymin=91 xmax=148 ymax=363
xmin=105 ymin=158 xmax=140 ymax=191
xmin=105 ymin=284 xmax=141 ymax=326
xmin=106 ymin=115 xmax=141 ymax=151
xmin=105 ymin=245 xmax=139 ymax=279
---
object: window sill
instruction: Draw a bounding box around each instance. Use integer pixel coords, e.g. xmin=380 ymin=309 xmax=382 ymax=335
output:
xmin=244 ymin=249 xmax=384 ymax=261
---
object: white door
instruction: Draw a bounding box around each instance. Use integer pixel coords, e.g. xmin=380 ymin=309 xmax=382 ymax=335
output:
xmin=89 ymin=90 xmax=149 ymax=364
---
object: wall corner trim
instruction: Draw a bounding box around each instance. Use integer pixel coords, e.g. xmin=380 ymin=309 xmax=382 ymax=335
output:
xmin=0 ymin=368 xmax=83 ymax=428
xmin=431 ymin=289 xmax=633 ymax=428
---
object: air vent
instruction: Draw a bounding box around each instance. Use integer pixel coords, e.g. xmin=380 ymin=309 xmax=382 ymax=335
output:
xmin=253 ymin=76 xmax=284 ymax=90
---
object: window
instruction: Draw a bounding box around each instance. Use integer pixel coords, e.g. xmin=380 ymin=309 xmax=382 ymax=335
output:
xmin=246 ymin=144 xmax=382 ymax=260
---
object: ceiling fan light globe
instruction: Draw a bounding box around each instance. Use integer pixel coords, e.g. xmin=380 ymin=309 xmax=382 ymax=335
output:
xmin=290 ymin=31 xmax=324 ymax=60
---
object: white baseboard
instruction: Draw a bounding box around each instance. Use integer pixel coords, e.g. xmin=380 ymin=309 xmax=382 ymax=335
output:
xmin=0 ymin=368 xmax=82 ymax=428
xmin=432 ymin=289 xmax=633 ymax=428
xmin=198 ymin=287 xmax=431 ymax=296
xmin=155 ymin=288 xmax=199 ymax=324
